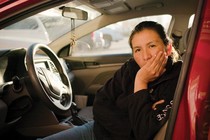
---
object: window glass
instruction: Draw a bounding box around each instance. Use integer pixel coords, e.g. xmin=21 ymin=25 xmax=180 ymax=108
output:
xmin=4 ymin=18 xmax=39 ymax=30
xmin=0 ymin=1 xmax=101 ymax=45
xmin=73 ymin=14 xmax=172 ymax=56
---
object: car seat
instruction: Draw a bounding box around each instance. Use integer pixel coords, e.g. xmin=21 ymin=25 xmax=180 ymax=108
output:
xmin=180 ymin=27 xmax=192 ymax=59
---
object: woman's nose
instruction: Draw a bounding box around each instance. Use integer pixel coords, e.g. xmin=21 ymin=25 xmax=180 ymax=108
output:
xmin=143 ymin=50 xmax=152 ymax=61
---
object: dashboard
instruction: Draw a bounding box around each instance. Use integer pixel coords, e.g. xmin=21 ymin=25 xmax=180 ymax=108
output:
xmin=0 ymin=47 xmax=74 ymax=136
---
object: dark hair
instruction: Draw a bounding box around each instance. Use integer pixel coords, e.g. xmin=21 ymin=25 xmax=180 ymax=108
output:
xmin=129 ymin=21 xmax=179 ymax=62
xmin=129 ymin=21 xmax=169 ymax=48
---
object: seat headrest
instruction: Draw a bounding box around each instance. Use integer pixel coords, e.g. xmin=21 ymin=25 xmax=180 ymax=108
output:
xmin=183 ymin=27 xmax=191 ymax=50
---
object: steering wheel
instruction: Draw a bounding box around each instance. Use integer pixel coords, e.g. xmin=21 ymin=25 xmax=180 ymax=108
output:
xmin=25 ymin=43 xmax=72 ymax=114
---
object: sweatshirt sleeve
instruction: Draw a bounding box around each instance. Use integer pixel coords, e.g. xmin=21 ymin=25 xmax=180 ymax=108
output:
xmin=127 ymin=78 xmax=178 ymax=140
xmin=93 ymin=61 xmax=132 ymax=137
xmin=127 ymin=60 xmax=182 ymax=140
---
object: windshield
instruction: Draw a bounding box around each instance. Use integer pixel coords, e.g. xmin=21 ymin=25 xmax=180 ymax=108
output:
xmin=0 ymin=1 xmax=101 ymax=47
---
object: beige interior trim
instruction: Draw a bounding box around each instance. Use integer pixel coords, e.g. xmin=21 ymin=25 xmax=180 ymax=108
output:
xmin=153 ymin=121 xmax=168 ymax=140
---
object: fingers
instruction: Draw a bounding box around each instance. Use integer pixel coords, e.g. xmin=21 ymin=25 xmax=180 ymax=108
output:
xmin=137 ymin=51 xmax=167 ymax=83
xmin=152 ymin=99 xmax=165 ymax=110
xmin=149 ymin=51 xmax=167 ymax=76
xmin=155 ymin=52 xmax=167 ymax=74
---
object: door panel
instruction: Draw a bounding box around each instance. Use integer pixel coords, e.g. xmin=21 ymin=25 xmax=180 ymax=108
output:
xmin=65 ymin=54 xmax=132 ymax=107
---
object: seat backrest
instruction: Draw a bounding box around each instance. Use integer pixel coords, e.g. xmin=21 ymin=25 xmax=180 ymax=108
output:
xmin=180 ymin=27 xmax=191 ymax=57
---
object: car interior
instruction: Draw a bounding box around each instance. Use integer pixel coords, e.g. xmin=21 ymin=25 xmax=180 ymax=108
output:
xmin=0 ymin=0 xmax=201 ymax=139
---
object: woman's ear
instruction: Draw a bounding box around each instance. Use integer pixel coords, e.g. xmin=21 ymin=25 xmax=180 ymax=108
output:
xmin=166 ymin=44 xmax=172 ymax=56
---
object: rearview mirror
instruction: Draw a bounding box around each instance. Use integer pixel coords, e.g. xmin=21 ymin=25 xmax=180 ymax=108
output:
xmin=60 ymin=6 xmax=88 ymax=20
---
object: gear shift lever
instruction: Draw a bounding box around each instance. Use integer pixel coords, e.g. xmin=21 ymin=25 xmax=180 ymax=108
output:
xmin=70 ymin=102 xmax=87 ymax=125
xmin=70 ymin=102 xmax=79 ymax=116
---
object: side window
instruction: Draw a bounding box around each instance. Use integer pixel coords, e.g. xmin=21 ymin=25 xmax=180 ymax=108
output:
xmin=73 ymin=14 xmax=172 ymax=57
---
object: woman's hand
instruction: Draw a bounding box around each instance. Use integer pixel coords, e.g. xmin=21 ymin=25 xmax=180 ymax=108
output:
xmin=134 ymin=51 xmax=167 ymax=92
xmin=152 ymin=100 xmax=165 ymax=110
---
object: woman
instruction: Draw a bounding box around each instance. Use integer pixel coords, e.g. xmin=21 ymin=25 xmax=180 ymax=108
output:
xmin=41 ymin=21 xmax=182 ymax=140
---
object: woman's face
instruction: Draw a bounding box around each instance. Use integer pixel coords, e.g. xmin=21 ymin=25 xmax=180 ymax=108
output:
xmin=132 ymin=29 xmax=170 ymax=68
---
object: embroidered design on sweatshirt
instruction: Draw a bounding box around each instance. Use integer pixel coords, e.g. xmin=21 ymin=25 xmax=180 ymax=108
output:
xmin=156 ymin=100 xmax=173 ymax=121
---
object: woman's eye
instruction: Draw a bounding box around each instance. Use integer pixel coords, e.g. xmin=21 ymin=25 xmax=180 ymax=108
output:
xmin=134 ymin=48 xmax=141 ymax=53
xmin=149 ymin=45 xmax=155 ymax=48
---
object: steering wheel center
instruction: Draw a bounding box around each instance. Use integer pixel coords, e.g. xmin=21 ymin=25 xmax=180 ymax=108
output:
xmin=26 ymin=44 xmax=72 ymax=114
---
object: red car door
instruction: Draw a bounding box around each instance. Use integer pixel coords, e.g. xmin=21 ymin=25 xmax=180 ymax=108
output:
xmin=166 ymin=0 xmax=210 ymax=139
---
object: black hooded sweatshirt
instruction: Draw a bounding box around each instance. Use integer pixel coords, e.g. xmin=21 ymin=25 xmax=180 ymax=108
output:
xmin=93 ymin=57 xmax=182 ymax=140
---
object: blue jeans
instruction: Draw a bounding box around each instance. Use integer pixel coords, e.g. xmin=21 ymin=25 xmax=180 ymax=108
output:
xmin=41 ymin=121 xmax=96 ymax=140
